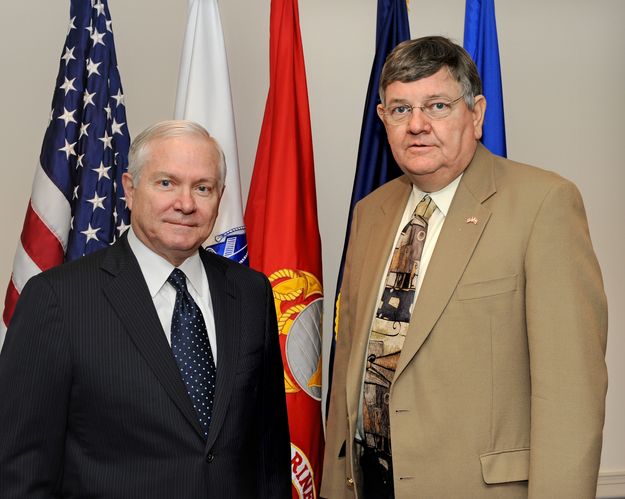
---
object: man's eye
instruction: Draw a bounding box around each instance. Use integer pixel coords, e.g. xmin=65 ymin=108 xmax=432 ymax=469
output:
xmin=159 ymin=179 xmax=171 ymax=187
xmin=197 ymin=185 xmax=213 ymax=195
xmin=391 ymin=105 xmax=412 ymax=116
xmin=427 ymin=102 xmax=449 ymax=112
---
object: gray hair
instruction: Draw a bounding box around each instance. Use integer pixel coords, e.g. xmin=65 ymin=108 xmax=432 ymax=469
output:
xmin=379 ymin=36 xmax=482 ymax=110
xmin=127 ymin=120 xmax=227 ymax=187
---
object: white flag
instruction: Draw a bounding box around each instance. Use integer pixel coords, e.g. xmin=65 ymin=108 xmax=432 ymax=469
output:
xmin=175 ymin=0 xmax=247 ymax=264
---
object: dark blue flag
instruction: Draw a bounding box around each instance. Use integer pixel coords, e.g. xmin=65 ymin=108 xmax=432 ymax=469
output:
xmin=464 ymin=0 xmax=507 ymax=157
xmin=327 ymin=0 xmax=410 ymax=404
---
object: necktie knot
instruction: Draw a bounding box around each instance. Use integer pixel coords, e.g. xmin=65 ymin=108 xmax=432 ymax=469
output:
xmin=414 ymin=194 xmax=437 ymax=222
xmin=168 ymin=268 xmax=188 ymax=294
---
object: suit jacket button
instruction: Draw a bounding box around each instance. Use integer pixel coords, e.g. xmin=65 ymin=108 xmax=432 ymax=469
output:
xmin=206 ymin=453 xmax=214 ymax=463
xmin=346 ymin=477 xmax=354 ymax=487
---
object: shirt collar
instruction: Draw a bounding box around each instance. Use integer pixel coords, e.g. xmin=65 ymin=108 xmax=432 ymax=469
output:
xmin=412 ymin=173 xmax=463 ymax=217
xmin=127 ymin=227 xmax=204 ymax=297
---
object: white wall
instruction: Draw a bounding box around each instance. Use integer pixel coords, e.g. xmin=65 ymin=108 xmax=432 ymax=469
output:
xmin=0 ymin=1 xmax=623 ymax=496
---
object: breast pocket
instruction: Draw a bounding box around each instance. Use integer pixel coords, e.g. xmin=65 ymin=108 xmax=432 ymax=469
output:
xmin=451 ymin=273 xmax=521 ymax=342
xmin=456 ymin=274 xmax=518 ymax=301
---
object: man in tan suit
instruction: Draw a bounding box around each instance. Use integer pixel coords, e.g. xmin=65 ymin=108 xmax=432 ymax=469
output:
xmin=322 ymin=36 xmax=607 ymax=499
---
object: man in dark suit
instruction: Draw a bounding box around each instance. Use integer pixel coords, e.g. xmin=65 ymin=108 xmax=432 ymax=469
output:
xmin=0 ymin=120 xmax=291 ymax=498
xmin=322 ymin=37 xmax=607 ymax=498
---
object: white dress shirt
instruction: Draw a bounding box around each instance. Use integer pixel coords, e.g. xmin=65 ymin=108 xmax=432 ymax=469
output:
xmin=127 ymin=228 xmax=218 ymax=365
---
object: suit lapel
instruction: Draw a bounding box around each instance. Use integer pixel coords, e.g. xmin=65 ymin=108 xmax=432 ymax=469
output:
xmin=345 ymin=177 xmax=413 ymax=418
xmin=100 ymin=236 xmax=204 ymax=438
xmin=395 ymin=144 xmax=497 ymax=379
xmin=199 ymin=250 xmax=239 ymax=451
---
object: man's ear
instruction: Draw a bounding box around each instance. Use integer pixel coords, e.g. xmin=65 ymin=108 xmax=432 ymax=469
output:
xmin=121 ymin=172 xmax=135 ymax=210
xmin=472 ymin=95 xmax=487 ymax=140
xmin=377 ymin=103 xmax=386 ymax=122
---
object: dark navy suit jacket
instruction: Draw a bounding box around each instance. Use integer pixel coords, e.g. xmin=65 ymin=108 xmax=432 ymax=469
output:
xmin=0 ymin=234 xmax=291 ymax=498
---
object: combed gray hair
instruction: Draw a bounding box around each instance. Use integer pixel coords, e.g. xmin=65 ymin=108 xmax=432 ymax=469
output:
xmin=379 ymin=36 xmax=483 ymax=110
xmin=127 ymin=120 xmax=227 ymax=187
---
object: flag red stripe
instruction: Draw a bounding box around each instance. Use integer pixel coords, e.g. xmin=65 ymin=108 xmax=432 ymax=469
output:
xmin=21 ymin=201 xmax=65 ymax=272
xmin=2 ymin=201 xmax=65 ymax=328
xmin=2 ymin=280 xmax=19 ymax=327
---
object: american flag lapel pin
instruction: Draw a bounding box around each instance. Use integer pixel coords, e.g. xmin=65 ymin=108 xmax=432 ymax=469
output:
xmin=466 ymin=216 xmax=478 ymax=225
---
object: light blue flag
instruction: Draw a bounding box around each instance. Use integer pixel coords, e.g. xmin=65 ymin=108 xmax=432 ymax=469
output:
xmin=464 ymin=0 xmax=507 ymax=157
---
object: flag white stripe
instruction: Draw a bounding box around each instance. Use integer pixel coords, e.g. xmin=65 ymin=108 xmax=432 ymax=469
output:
xmin=0 ymin=321 xmax=6 ymax=348
xmin=30 ymin=164 xmax=72 ymax=251
xmin=10 ymin=242 xmax=43 ymax=293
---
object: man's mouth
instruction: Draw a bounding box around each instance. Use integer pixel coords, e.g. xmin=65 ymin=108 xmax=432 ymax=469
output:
xmin=408 ymin=143 xmax=434 ymax=150
xmin=165 ymin=220 xmax=195 ymax=228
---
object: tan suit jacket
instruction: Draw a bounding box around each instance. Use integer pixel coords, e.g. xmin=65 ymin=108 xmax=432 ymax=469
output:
xmin=322 ymin=144 xmax=607 ymax=499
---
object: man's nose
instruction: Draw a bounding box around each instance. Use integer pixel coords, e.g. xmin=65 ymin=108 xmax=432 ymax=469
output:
xmin=173 ymin=188 xmax=196 ymax=213
xmin=407 ymin=107 xmax=432 ymax=134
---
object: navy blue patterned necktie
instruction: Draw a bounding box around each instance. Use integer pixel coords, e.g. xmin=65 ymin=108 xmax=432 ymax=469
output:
xmin=168 ymin=268 xmax=216 ymax=439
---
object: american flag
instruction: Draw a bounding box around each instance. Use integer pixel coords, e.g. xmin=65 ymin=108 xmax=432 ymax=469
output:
xmin=1 ymin=0 xmax=130 ymax=347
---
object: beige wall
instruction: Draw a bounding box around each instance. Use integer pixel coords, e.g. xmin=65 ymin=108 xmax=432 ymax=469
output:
xmin=1 ymin=0 xmax=623 ymax=494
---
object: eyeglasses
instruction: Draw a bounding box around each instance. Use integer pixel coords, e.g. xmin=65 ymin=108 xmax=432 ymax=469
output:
xmin=381 ymin=95 xmax=465 ymax=125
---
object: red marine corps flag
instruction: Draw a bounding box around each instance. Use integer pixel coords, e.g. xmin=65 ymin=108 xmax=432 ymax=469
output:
xmin=244 ymin=0 xmax=324 ymax=497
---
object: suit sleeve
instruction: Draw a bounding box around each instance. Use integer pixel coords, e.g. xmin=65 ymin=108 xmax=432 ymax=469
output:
xmin=256 ymin=274 xmax=292 ymax=498
xmin=525 ymin=179 xmax=607 ymax=498
xmin=0 ymin=275 xmax=72 ymax=498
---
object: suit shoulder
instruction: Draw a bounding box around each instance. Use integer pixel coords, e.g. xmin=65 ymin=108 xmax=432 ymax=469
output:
xmin=356 ymin=175 xmax=411 ymax=210
xmin=492 ymin=154 xmax=577 ymax=193
xmin=28 ymin=244 xmax=111 ymax=287
xmin=202 ymin=250 xmax=270 ymax=286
